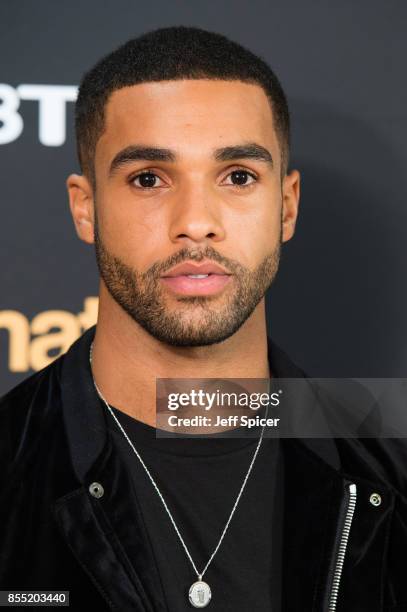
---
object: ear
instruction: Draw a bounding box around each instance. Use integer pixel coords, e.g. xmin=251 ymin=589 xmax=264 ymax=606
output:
xmin=281 ymin=169 xmax=301 ymax=243
xmin=66 ymin=173 xmax=95 ymax=244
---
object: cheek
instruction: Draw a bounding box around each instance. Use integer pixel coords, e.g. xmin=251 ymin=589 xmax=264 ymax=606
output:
xmin=235 ymin=202 xmax=280 ymax=230
xmin=225 ymin=194 xmax=281 ymax=263
xmin=97 ymin=190 xmax=168 ymax=267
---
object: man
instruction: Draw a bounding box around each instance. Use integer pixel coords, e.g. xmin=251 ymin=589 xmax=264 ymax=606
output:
xmin=0 ymin=25 xmax=406 ymax=612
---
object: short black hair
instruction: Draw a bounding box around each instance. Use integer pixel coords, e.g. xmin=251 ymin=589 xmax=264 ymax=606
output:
xmin=75 ymin=26 xmax=290 ymax=186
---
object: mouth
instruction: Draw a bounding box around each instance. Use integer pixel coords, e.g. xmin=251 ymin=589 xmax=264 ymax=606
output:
xmin=160 ymin=261 xmax=233 ymax=296
xmin=160 ymin=272 xmax=232 ymax=296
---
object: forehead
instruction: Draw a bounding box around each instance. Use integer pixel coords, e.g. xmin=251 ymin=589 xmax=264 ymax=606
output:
xmin=96 ymin=80 xmax=278 ymax=167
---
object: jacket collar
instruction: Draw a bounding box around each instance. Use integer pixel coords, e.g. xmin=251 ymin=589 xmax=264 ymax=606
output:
xmin=60 ymin=325 xmax=107 ymax=483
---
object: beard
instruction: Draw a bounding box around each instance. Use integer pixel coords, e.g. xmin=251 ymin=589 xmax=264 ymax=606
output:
xmin=94 ymin=213 xmax=281 ymax=347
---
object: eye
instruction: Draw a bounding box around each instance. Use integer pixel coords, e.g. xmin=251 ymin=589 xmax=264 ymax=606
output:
xmin=130 ymin=171 xmax=165 ymax=189
xmin=223 ymin=169 xmax=258 ymax=188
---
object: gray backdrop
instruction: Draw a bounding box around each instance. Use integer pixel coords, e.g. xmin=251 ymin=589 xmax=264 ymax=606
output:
xmin=1 ymin=0 xmax=406 ymax=394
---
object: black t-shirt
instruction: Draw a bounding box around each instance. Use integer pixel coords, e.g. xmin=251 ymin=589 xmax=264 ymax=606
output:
xmin=104 ymin=401 xmax=284 ymax=611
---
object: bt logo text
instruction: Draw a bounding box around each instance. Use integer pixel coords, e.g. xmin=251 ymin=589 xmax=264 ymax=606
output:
xmin=0 ymin=83 xmax=78 ymax=146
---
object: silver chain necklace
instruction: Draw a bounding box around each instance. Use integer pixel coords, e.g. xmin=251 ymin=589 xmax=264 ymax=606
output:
xmin=89 ymin=341 xmax=269 ymax=608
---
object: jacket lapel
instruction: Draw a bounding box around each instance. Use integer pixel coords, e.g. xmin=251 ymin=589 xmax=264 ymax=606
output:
xmin=54 ymin=327 xmax=167 ymax=611
xmin=52 ymin=436 xmax=167 ymax=612
xmin=282 ymin=438 xmax=395 ymax=611
xmin=281 ymin=438 xmax=346 ymax=611
xmin=53 ymin=487 xmax=151 ymax=611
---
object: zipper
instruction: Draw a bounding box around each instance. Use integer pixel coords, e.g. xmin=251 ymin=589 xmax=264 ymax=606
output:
xmin=327 ymin=482 xmax=357 ymax=611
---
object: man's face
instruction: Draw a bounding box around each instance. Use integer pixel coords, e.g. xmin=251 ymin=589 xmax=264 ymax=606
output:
xmin=71 ymin=80 xmax=299 ymax=346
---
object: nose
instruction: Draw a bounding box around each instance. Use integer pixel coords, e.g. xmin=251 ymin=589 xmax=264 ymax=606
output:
xmin=168 ymin=182 xmax=226 ymax=246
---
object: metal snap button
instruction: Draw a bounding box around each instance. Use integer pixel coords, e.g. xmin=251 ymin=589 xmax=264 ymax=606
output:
xmin=89 ymin=482 xmax=104 ymax=499
xmin=369 ymin=492 xmax=382 ymax=507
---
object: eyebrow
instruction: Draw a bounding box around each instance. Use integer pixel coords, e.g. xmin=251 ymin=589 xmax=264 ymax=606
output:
xmin=108 ymin=142 xmax=274 ymax=176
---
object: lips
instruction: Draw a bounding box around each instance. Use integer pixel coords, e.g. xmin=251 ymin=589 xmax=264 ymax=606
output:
xmin=160 ymin=260 xmax=232 ymax=296
xmin=161 ymin=261 xmax=231 ymax=277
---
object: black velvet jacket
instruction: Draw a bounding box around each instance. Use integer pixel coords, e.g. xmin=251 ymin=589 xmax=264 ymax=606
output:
xmin=0 ymin=325 xmax=406 ymax=611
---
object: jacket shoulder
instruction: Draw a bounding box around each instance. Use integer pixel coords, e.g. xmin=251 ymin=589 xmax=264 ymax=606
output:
xmin=0 ymin=356 xmax=65 ymax=483
xmin=268 ymin=345 xmax=407 ymax=498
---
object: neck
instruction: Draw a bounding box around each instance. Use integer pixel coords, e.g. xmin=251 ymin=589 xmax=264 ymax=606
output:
xmin=91 ymin=284 xmax=271 ymax=428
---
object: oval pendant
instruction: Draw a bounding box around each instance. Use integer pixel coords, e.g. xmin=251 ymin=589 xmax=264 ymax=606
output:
xmin=189 ymin=580 xmax=212 ymax=608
